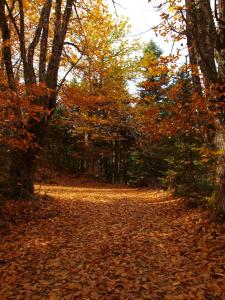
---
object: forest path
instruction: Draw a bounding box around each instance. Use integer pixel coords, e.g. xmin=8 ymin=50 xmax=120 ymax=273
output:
xmin=0 ymin=184 xmax=225 ymax=299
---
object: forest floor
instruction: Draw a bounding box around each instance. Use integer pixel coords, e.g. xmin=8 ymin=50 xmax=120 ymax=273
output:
xmin=0 ymin=181 xmax=225 ymax=299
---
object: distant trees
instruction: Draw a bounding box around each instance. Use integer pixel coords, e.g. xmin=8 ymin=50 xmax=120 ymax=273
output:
xmin=134 ymin=40 xmax=211 ymax=194
xmin=52 ymin=7 xmax=141 ymax=183
xmin=1 ymin=0 xmax=224 ymax=215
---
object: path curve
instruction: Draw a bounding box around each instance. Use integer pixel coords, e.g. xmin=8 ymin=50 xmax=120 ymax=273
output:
xmin=0 ymin=185 xmax=224 ymax=299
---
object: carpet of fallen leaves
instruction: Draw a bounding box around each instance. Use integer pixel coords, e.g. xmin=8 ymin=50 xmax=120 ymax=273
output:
xmin=0 ymin=183 xmax=225 ymax=300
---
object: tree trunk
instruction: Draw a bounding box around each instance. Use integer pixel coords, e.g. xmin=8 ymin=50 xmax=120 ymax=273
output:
xmin=8 ymin=111 xmax=49 ymax=199
xmin=212 ymin=118 xmax=225 ymax=214
xmin=0 ymin=0 xmax=75 ymax=200
xmin=184 ymin=0 xmax=225 ymax=215
xmin=9 ymin=149 xmax=36 ymax=199
xmin=213 ymin=0 xmax=225 ymax=215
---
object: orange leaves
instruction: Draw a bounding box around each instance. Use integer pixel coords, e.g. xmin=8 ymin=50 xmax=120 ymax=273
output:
xmin=153 ymin=0 xmax=185 ymax=43
xmin=140 ymin=61 xmax=213 ymax=140
xmin=62 ymin=85 xmax=106 ymax=110
xmin=0 ymin=83 xmax=53 ymax=150
xmin=1 ymin=182 xmax=225 ymax=299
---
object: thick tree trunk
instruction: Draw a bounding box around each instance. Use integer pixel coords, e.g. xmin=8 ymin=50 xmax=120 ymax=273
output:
xmin=9 ymin=149 xmax=36 ymax=199
xmin=0 ymin=1 xmax=74 ymax=200
xmin=9 ymin=117 xmax=47 ymax=199
xmin=214 ymin=0 xmax=225 ymax=215
xmin=185 ymin=0 xmax=225 ymax=215
xmin=212 ymin=118 xmax=225 ymax=215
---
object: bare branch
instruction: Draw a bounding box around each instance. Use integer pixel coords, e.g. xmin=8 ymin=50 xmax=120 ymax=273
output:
xmin=56 ymin=55 xmax=83 ymax=95
xmin=3 ymin=0 xmax=21 ymax=40
xmin=39 ymin=0 xmax=53 ymax=82
xmin=64 ymin=41 xmax=83 ymax=54
xmin=46 ymin=0 xmax=74 ymax=89
xmin=27 ymin=2 xmax=48 ymax=83
xmin=111 ymin=0 xmax=118 ymax=17
xmin=0 ymin=0 xmax=16 ymax=89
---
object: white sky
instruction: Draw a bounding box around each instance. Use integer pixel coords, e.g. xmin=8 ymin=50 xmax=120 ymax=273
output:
xmin=105 ymin=0 xmax=177 ymax=94
xmin=106 ymin=0 xmax=176 ymax=55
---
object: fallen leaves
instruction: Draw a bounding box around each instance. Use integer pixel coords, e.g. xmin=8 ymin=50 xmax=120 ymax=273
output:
xmin=0 ymin=184 xmax=225 ymax=299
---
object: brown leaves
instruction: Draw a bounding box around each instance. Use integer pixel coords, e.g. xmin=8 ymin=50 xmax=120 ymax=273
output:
xmin=0 ymin=184 xmax=225 ymax=299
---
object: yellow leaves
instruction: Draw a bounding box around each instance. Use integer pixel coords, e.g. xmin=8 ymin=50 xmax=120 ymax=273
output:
xmin=69 ymin=53 xmax=78 ymax=64
xmin=153 ymin=0 xmax=185 ymax=43
xmin=68 ymin=0 xmax=137 ymax=92
xmin=169 ymin=6 xmax=175 ymax=13
xmin=140 ymin=50 xmax=170 ymax=82
xmin=71 ymin=0 xmax=116 ymax=55
xmin=199 ymin=147 xmax=225 ymax=163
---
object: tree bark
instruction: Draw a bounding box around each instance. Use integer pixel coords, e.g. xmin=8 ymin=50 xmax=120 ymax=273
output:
xmin=185 ymin=0 xmax=225 ymax=215
xmin=212 ymin=118 xmax=225 ymax=214
xmin=9 ymin=149 xmax=36 ymax=199
xmin=0 ymin=0 xmax=74 ymax=199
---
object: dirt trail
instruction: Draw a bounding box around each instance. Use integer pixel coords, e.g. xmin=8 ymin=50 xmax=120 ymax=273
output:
xmin=0 ymin=185 xmax=225 ymax=299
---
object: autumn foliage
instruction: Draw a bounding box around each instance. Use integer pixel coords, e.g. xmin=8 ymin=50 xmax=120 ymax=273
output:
xmin=1 ymin=0 xmax=225 ymax=299
xmin=1 ymin=182 xmax=225 ymax=299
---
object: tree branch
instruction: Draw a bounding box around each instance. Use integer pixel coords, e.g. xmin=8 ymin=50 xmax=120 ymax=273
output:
xmin=27 ymin=2 xmax=48 ymax=83
xmin=39 ymin=0 xmax=53 ymax=82
xmin=0 ymin=0 xmax=16 ymax=89
xmin=64 ymin=41 xmax=83 ymax=54
xmin=56 ymin=54 xmax=83 ymax=95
